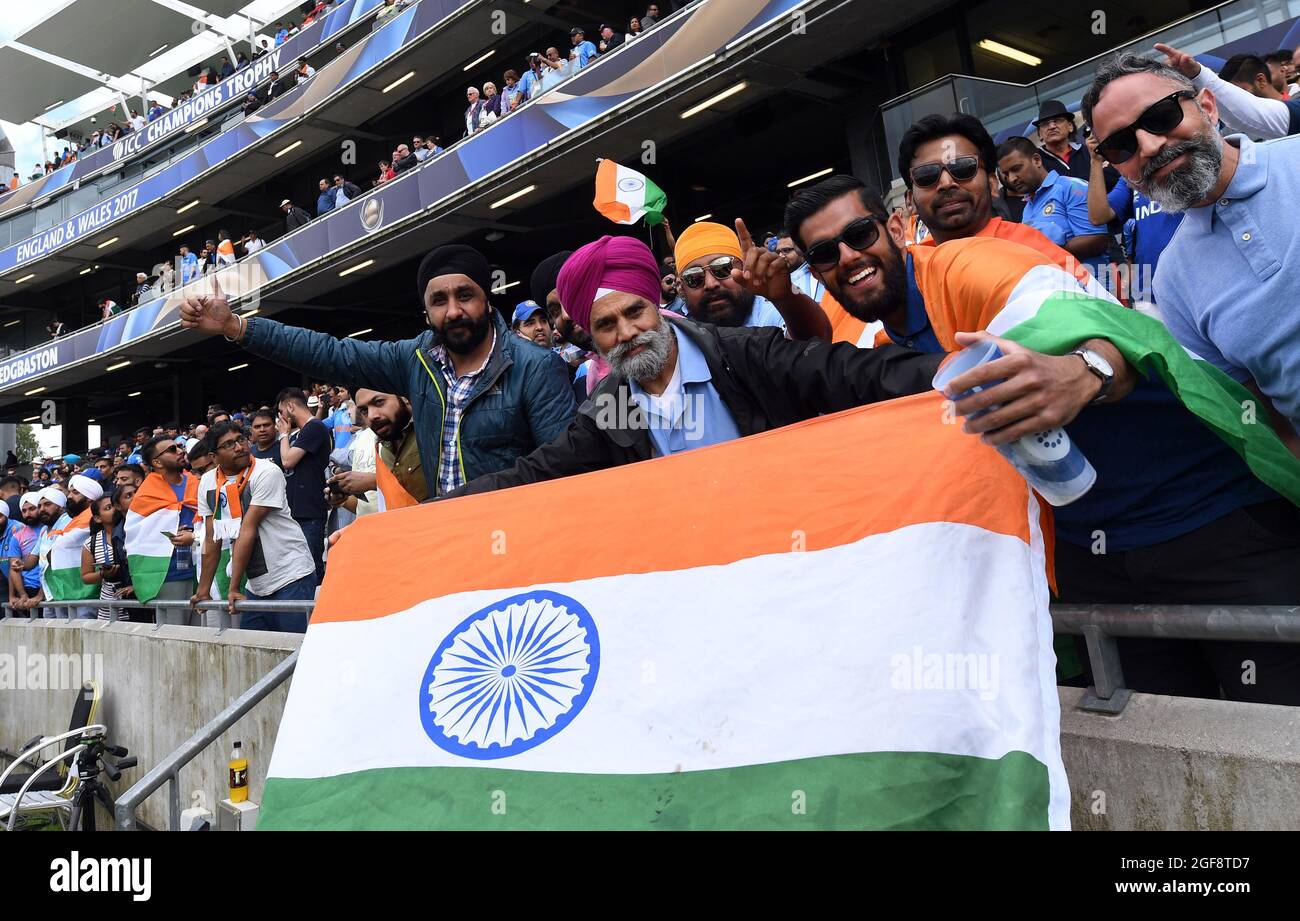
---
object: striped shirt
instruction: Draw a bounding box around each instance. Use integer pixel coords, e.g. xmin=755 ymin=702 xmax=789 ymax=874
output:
xmin=430 ymin=327 xmax=496 ymax=495
xmin=82 ymin=530 xmax=122 ymax=620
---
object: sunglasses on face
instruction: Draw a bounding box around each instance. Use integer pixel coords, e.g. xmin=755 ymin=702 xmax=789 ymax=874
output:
xmin=1095 ymin=91 xmax=1195 ymax=164
xmin=801 ymin=217 xmax=887 ymax=271
xmin=679 ymin=256 xmax=740 ymax=289
xmin=909 ymin=156 xmax=981 ymax=188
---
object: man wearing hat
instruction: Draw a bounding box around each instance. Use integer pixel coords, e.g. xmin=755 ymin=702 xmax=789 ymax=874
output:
xmin=569 ymin=27 xmax=599 ymax=69
xmin=673 ymin=220 xmax=831 ymax=340
xmin=179 ymin=244 xmax=576 ymax=499
xmin=512 ymin=300 xmax=554 ymax=349
xmin=1031 ymin=100 xmax=1091 ymax=182
xmin=443 ymin=236 xmax=944 ymax=496
xmin=23 ymin=479 xmax=99 ymax=617
xmin=597 ymin=24 xmax=623 ymax=55
xmin=6 ymin=492 xmax=44 ymax=610
xmin=281 ymin=198 xmax=312 ymax=233
xmin=531 ymin=250 xmax=608 ymax=400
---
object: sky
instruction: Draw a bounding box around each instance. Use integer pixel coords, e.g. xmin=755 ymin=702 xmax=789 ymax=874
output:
xmin=1 ymin=0 xmax=297 ymax=176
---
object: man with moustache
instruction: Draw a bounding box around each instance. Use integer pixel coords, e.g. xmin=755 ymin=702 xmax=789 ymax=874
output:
xmin=512 ymin=300 xmax=554 ymax=349
xmin=179 ymin=246 xmax=575 ymax=497
xmin=7 ymin=492 xmax=46 ymax=611
xmin=249 ymin=408 xmax=281 ymax=462
xmin=784 ymin=171 xmax=1299 ymax=703
xmin=24 ymin=481 xmax=98 ymax=618
xmin=673 ymin=221 xmax=831 ymax=340
xmin=1085 ymin=49 xmax=1300 ymax=457
xmin=329 ymin=388 xmax=427 ymax=510
xmin=442 ymin=236 xmax=947 ymax=496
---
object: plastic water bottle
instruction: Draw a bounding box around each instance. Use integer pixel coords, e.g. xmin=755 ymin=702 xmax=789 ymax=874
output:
xmin=933 ymin=340 xmax=1096 ymax=506
xmin=228 ymin=742 xmax=248 ymax=803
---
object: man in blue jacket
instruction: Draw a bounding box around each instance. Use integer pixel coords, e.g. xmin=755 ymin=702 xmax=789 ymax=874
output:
xmin=179 ymin=245 xmax=577 ymax=497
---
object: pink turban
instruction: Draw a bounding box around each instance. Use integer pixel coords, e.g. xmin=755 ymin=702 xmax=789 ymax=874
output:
xmin=556 ymin=235 xmax=661 ymax=332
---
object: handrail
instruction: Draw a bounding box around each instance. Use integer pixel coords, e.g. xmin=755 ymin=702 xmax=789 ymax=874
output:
xmin=1050 ymin=603 xmax=1300 ymax=714
xmin=113 ymin=649 xmax=298 ymax=830
xmin=3 ymin=599 xmax=316 ymax=635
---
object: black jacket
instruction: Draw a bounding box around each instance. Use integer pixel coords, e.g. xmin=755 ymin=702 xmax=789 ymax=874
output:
xmin=285 ymin=205 xmax=312 ymax=231
xmin=447 ymin=315 xmax=944 ymax=497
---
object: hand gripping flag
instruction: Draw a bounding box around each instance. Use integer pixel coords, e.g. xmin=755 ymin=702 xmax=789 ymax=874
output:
xmin=593 ymin=159 xmax=666 ymax=227
xmin=261 ymin=393 xmax=1070 ymax=830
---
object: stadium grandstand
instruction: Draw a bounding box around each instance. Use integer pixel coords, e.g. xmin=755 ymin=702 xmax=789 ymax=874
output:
xmin=1 ymin=0 xmax=1299 ymax=851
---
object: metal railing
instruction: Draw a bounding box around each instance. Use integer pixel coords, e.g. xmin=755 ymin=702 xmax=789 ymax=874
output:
xmin=1052 ymin=603 xmax=1300 ymax=713
xmin=2 ymin=598 xmax=314 ymax=635
xmin=8 ymin=599 xmax=1298 ymax=828
xmin=114 ymin=649 xmax=298 ymax=831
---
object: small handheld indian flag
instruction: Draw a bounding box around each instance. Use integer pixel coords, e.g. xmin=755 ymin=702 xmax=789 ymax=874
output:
xmin=261 ymin=393 xmax=1069 ymax=830
xmin=593 ymin=159 xmax=666 ymax=227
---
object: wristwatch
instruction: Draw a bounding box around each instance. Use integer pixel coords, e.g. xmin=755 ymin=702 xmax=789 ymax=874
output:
xmin=1072 ymin=348 xmax=1115 ymax=404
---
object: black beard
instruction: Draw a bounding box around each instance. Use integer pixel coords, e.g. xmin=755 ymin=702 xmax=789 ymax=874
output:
xmin=835 ymin=240 xmax=909 ymax=325
xmin=441 ymin=312 xmax=492 ymax=355
xmin=66 ymin=497 xmax=89 ymax=517
xmin=688 ymin=287 xmax=756 ymax=327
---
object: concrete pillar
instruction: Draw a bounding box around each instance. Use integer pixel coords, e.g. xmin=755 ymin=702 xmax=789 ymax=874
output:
xmin=59 ymin=397 xmax=90 ymax=455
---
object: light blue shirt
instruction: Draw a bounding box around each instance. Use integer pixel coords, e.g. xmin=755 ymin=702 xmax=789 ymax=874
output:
xmin=538 ymin=60 xmax=568 ymax=92
xmin=1154 ymin=134 xmax=1300 ymax=429
xmin=745 ymin=296 xmax=787 ymax=331
xmin=628 ymin=326 xmax=740 ymax=457
xmin=1022 ymin=170 xmax=1110 ymax=277
xmin=789 ymin=263 xmax=825 ymax=304
xmin=573 ymin=40 xmax=599 ymax=68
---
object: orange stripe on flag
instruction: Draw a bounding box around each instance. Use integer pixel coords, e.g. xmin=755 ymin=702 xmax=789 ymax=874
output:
xmin=313 ymin=392 xmax=1036 ymax=624
xmin=593 ymin=159 xmax=632 ymax=223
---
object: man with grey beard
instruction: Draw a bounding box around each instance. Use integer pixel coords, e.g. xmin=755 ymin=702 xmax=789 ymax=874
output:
xmin=1084 ymin=50 xmax=1300 ymax=457
xmin=445 ymin=235 xmax=945 ymax=496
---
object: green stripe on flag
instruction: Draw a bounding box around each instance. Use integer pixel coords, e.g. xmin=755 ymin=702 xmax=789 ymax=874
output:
xmin=126 ymin=554 xmax=173 ymax=604
xmin=259 ymin=750 xmax=1049 ymax=830
xmin=1005 ymin=295 xmax=1300 ymax=504
xmin=44 ymin=568 xmax=97 ymax=601
xmin=642 ymin=177 xmax=666 ymax=227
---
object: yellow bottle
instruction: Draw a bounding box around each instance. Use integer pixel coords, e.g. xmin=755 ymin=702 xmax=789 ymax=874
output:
xmin=228 ymin=741 xmax=248 ymax=803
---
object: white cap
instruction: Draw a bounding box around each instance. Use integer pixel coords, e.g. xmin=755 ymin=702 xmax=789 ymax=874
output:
xmin=69 ymin=474 xmax=103 ymax=502
xmin=37 ymin=487 xmax=66 ymax=508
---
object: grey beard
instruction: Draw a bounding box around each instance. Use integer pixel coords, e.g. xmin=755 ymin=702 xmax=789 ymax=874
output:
xmin=1132 ymin=130 xmax=1222 ymax=212
xmin=601 ymin=323 xmax=674 ymax=382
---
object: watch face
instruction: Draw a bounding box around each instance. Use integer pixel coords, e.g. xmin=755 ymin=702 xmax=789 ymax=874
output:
xmin=1086 ymin=349 xmax=1114 ymax=378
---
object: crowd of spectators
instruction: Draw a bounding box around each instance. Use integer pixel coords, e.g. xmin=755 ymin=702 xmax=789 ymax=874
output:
xmin=137 ymin=35 xmax=1297 ymax=707
xmin=3 ymin=383 xmax=366 ymax=631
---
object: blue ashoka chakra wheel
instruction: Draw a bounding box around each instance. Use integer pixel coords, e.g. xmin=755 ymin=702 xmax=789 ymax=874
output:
xmin=617 ymin=176 xmax=644 ymax=193
xmin=419 ymin=590 xmax=600 ymax=760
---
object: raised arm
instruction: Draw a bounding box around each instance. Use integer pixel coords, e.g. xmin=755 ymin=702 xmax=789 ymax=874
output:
xmin=1156 ymin=43 xmax=1295 ymax=140
xmin=179 ymin=276 xmax=417 ymax=395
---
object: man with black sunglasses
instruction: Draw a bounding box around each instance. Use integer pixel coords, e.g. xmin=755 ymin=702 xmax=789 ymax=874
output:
xmin=1084 ymin=49 xmax=1300 ymax=457
xmin=785 ymin=171 xmax=1300 ymax=704
xmin=672 ymin=220 xmax=832 ymax=341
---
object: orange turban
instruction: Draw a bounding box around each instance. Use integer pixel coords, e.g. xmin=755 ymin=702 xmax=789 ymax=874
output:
xmin=674 ymin=221 xmax=742 ymax=270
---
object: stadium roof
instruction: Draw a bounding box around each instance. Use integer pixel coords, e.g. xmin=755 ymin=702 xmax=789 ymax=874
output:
xmin=1 ymin=0 xmax=302 ymax=128
xmin=18 ymin=0 xmax=200 ymax=76
xmin=0 ymin=44 xmax=106 ymax=124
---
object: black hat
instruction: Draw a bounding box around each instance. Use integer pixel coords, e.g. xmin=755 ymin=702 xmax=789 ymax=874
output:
xmin=1032 ymin=99 xmax=1074 ymax=127
xmin=569 ymin=26 xmax=584 ymax=35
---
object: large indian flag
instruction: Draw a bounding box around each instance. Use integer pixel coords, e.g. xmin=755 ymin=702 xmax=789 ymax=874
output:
xmin=261 ymin=393 xmax=1069 ymax=830
xmin=41 ymin=509 xmax=96 ymax=601
xmin=593 ymin=159 xmax=666 ymax=227
xmin=124 ymin=472 xmax=198 ymax=603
